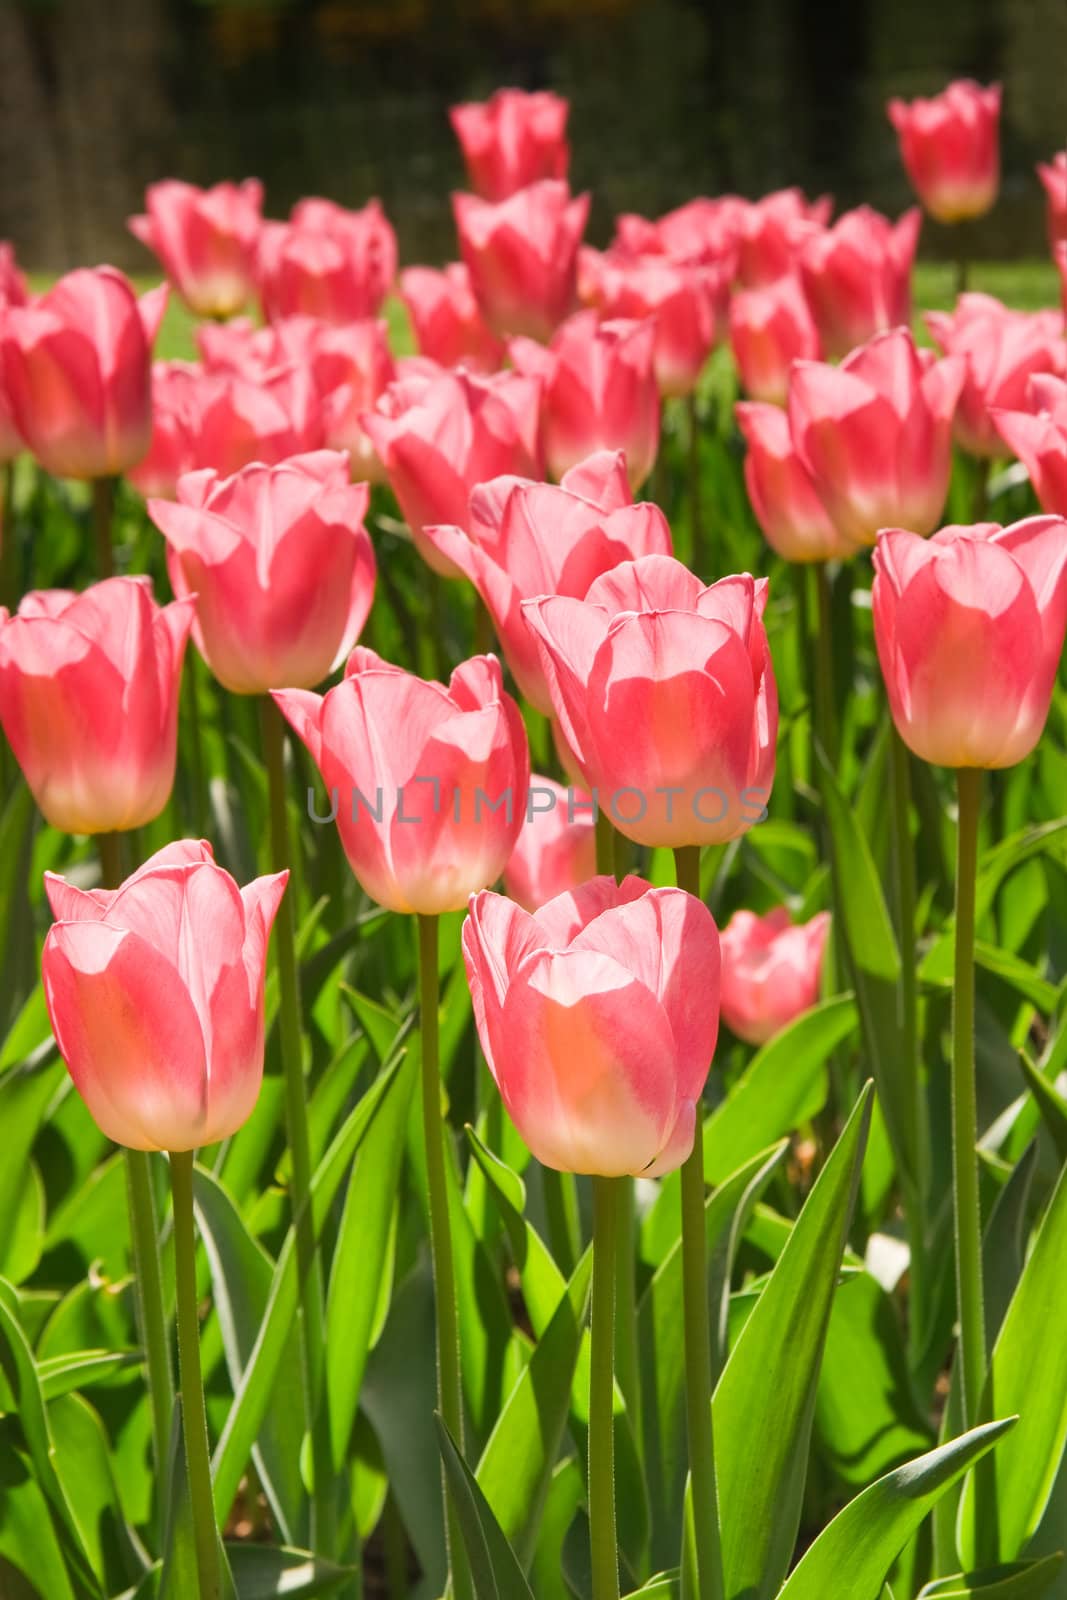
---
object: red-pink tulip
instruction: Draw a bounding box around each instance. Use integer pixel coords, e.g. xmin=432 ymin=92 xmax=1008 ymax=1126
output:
xmin=453 ymin=180 xmax=589 ymax=342
xmin=192 ymin=365 xmax=325 ymax=480
xmin=873 ymin=518 xmax=1067 ymax=768
xmin=524 ymin=555 xmax=777 ymax=848
xmin=993 ymin=373 xmax=1067 ymax=516
xmin=361 ymin=368 xmax=539 ymax=577
xmin=463 ymin=875 xmax=720 ymax=1176
xmin=734 ymin=189 xmax=833 ymax=289
xmin=511 ymin=311 xmax=660 ymax=489
xmin=257 ymin=199 xmax=397 ymax=325
xmin=735 ymin=402 xmax=852 ymax=562
xmin=0 ymin=244 xmax=30 ymax=463
xmin=503 ymin=775 xmax=597 ymax=911
xmin=729 ymin=275 xmax=821 ymax=406
xmin=43 ymin=840 xmax=287 ymax=1151
xmin=129 ymin=179 xmax=263 ymax=317
xmin=0 ymin=577 xmax=192 ymax=832
xmin=615 ymin=197 xmax=743 ymax=271
xmin=450 ymin=88 xmax=569 ymax=202
xmin=0 ymin=243 xmax=28 ymax=309
xmin=1058 ymin=244 xmax=1067 ymax=317
xmin=1038 ymin=154 xmax=1067 ymax=249
xmin=399 ymin=263 xmax=505 ymax=372
xmin=925 ymin=293 xmax=1065 ymax=458
xmin=127 ymin=360 xmax=205 ymax=499
xmin=888 ymin=80 xmax=1001 ymax=223
xmin=797 ymin=206 xmax=921 ymax=359
xmin=148 ymin=451 xmax=373 ymax=695
xmin=583 ymin=253 xmax=718 ymax=397
xmin=274 ymin=651 xmax=529 ymax=915
xmin=1 ymin=267 xmax=156 ymax=479
xmin=788 ymin=327 xmax=965 ymax=546
xmin=421 ymin=450 xmax=671 ymax=710
xmin=719 ymin=906 xmax=830 ymax=1044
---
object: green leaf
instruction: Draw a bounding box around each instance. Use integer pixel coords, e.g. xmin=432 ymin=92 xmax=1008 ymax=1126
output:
xmin=0 ymin=1058 xmax=65 ymax=1283
xmin=778 ymin=1420 xmax=1016 ymax=1600
xmin=918 ymin=1555 xmax=1065 ymax=1597
xmin=1017 ymin=1051 xmax=1067 ymax=1162
xmin=623 ymin=1573 xmax=681 ymax=1597
xmin=225 ymin=1543 xmax=359 ymax=1598
xmin=959 ymin=1155 xmax=1067 ymax=1565
xmin=713 ymin=1083 xmax=873 ymax=1600
xmin=49 ymin=1392 xmax=148 ymax=1596
xmin=435 ymin=1414 xmax=536 ymax=1600
xmin=0 ymin=1417 xmax=76 ymax=1600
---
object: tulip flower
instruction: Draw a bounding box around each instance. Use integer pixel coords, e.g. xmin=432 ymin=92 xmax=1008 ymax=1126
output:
xmin=797 ymin=206 xmax=921 ymax=359
xmin=503 ymin=776 xmax=597 ymax=910
xmin=615 ymin=197 xmax=743 ymax=270
xmin=992 ymin=373 xmax=1067 ymax=516
xmin=1038 ymin=153 xmax=1067 ymax=249
xmin=148 ymin=451 xmax=373 ymax=696
xmin=257 ymin=199 xmax=397 ymax=324
xmin=450 ymin=87 xmax=569 ymax=201
xmin=274 ymin=650 xmax=529 ymax=915
xmin=788 ymin=327 xmax=965 ymax=546
xmin=736 ymin=402 xmax=852 ymax=561
xmin=42 ymin=839 xmax=286 ymax=1151
xmin=0 ymin=243 xmax=29 ymax=465
xmin=719 ymin=906 xmax=830 ymax=1044
xmin=454 ymin=179 xmax=589 ymax=341
xmin=888 ymin=81 xmax=1001 ymax=223
xmin=729 ymin=275 xmax=821 ymax=407
xmin=462 ymin=874 xmax=720 ymax=1175
xmin=926 ymin=293 xmax=1065 ymax=458
xmin=0 ymin=577 xmax=193 ymax=832
xmin=399 ymin=263 xmax=505 ymax=372
xmin=511 ymin=311 xmax=660 ymax=489
xmin=582 ymin=254 xmax=718 ymax=397
xmin=194 ymin=365 xmax=326 ymax=482
xmin=1058 ymin=244 xmax=1067 ymax=317
xmin=421 ymin=450 xmax=671 ymax=709
xmin=872 ymin=517 xmax=1067 ymax=768
xmin=733 ymin=188 xmax=833 ymax=289
xmin=0 ymin=242 xmax=27 ymax=309
xmin=129 ymin=179 xmax=263 ymax=317
xmin=127 ymin=360 xmax=206 ymax=499
xmin=524 ymin=554 xmax=777 ymax=848
xmin=1 ymin=267 xmax=155 ymax=479
xmin=361 ymin=368 xmax=539 ymax=576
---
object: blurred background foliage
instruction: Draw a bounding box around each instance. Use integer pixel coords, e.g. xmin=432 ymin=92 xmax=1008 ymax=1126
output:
xmin=0 ymin=0 xmax=1065 ymax=272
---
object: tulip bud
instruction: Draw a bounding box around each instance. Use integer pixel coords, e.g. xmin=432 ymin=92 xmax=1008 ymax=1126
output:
xmin=887 ymin=81 xmax=1001 ymax=223
xmin=454 ymin=180 xmax=589 ymax=342
xmin=450 ymin=88 xmax=570 ymax=202
xmin=129 ymin=179 xmax=263 ymax=318
xmin=720 ymin=907 xmax=830 ymax=1044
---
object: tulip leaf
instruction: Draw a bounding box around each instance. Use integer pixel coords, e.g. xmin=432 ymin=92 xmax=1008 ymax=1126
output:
xmin=435 ymin=1414 xmax=536 ymax=1600
xmin=777 ymin=1419 xmax=1016 ymax=1600
xmin=713 ymin=1083 xmax=873 ymax=1599
xmin=959 ymin=1153 xmax=1067 ymax=1566
xmin=623 ymin=1573 xmax=681 ymax=1597
xmin=225 ymin=1542 xmax=359 ymax=1597
xmin=0 ymin=1415 xmax=77 ymax=1600
xmin=918 ymin=1555 xmax=1066 ymax=1598
xmin=465 ymin=1122 xmax=567 ymax=1334
xmin=0 ymin=1057 xmax=65 ymax=1284
xmin=37 ymin=1348 xmax=139 ymax=1400
xmin=1016 ymin=1050 xmax=1067 ymax=1162
xmin=49 ymin=1391 xmax=149 ymax=1596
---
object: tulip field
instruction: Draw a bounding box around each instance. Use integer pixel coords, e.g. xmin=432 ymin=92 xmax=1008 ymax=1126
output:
xmin=2 ymin=74 xmax=1067 ymax=1600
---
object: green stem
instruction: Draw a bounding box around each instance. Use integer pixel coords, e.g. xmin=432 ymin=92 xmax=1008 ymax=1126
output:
xmin=811 ymin=562 xmax=838 ymax=768
xmin=259 ymin=696 xmax=334 ymax=1550
xmin=590 ymin=1175 xmax=620 ymax=1600
xmin=687 ymin=390 xmax=703 ymax=577
xmin=92 ymin=476 xmax=116 ymax=581
xmin=471 ymin=592 xmax=494 ymax=657
xmin=125 ymin=1151 xmax=174 ymax=1506
xmin=973 ymin=455 xmax=991 ymax=522
xmin=417 ymin=912 xmax=472 ymax=1600
xmin=183 ymin=655 xmax=207 ymax=837
xmin=0 ymin=461 xmax=17 ymax=612
xmin=595 ymin=809 xmax=616 ymax=880
xmin=952 ymin=768 xmax=986 ymax=1427
xmin=542 ymin=1167 xmax=581 ymax=1278
xmin=170 ymin=1150 xmax=221 ymax=1600
xmin=674 ymin=844 xmax=725 ymax=1600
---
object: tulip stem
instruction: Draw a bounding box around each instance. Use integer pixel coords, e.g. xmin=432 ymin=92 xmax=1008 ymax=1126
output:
xmin=417 ymin=911 xmax=472 ymax=1600
xmin=952 ymin=768 xmax=986 ymax=1427
xmin=92 ymin=476 xmax=116 ymax=581
xmin=673 ymin=844 xmax=725 ymax=1600
xmin=125 ymin=1150 xmax=174 ymax=1512
xmin=170 ymin=1150 xmax=221 ymax=1600
xmin=811 ymin=562 xmax=837 ymax=767
xmin=0 ymin=462 xmax=17 ymax=612
xmin=687 ymin=391 xmax=703 ymax=577
xmin=259 ymin=696 xmax=335 ymax=1551
xmin=590 ymin=1174 xmax=620 ymax=1600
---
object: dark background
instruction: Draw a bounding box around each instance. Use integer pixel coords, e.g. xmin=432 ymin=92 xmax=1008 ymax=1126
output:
xmin=1 ymin=0 xmax=1064 ymax=274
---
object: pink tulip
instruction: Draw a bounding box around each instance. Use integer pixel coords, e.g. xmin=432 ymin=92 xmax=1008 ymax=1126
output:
xmin=503 ymin=775 xmax=597 ymax=911
xmin=450 ymin=88 xmax=569 ymax=202
xmin=361 ymin=368 xmax=539 ymax=577
xmin=1038 ymin=154 xmax=1067 ymax=249
xmin=583 ymin=253 xmax=719 ymax=397
xmin=257 ymin=199 xmax=397 ymax=324
xmin=0 ymin=577 xmax=192 ymax=832
xmin=274 ymin=651 xmax=530 ymax=916
xmin=523 ymin=555 xmax=777 ymax=848
xmin=42 ymin=840 xmax=286 ymax=1151
xmin=511 ymin=311 xmax=660 ymax=490
xmin=0 ymin=243 xmax=29 ymax=463
xmin=1058 ymin=244 xmax=1067 ymax=317
xmin=925 ymin=293 xmax=1065 ymax=458
xmin=0 ymin=243 xmax=28 ymax=309
xmin=399 ymin=263 xmax=505 ymax=372
xmin=888 ymin=81 xmax=1001 ymax=223
xmin=797 ymin=206 xmax=921 ymax=359
xmin=190 ymin=365 xmax=325 ymax=481
xmin=129 ymin=179 xmax=263 ymax=318
xmin=788 ymin=327 xmax=965 ymax=546
xmin=616 ymin=197 xmax=743 ymax=271
xmin=463 ymin=875 xmax=720 ymax=1176
xmin=127 ymin=360 xmax=205 ymax=499
xmin=1 ymin=267 xmax=156 ymax=479
xmin=993 ymin=373 xmax=1067 ymax=516
xmin=873 ymin=518 xmax=1067 ymax=768
xmin=734 ymin=189 xmax=833 ymax=289
xmin=454 ymin=180 xmax=590 ymax=342
xmin=719 ymin=907 xmax=830 ymax=1044
xmin=729 ymin=275 xmax=821 ymax=406
xmin=148 ymin=451 xmax=373 ymax=695
xmin=735 ymin=402 xmax=852 ymax=562
xmin=421 ymin=450 xmax=671 ymax=710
